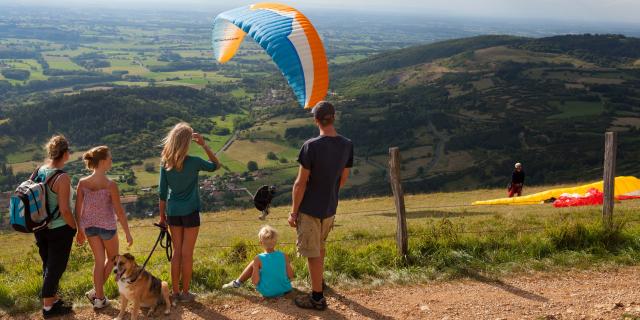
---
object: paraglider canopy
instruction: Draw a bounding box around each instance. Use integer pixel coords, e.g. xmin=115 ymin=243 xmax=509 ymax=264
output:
xmin=212 ymin=3 xmax=329 ymax=109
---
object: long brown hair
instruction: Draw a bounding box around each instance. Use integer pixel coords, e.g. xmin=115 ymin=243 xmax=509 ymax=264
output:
xmin=161 ymin=122 xmax=193 ymax=171
xmin=83 ymin=146 xmax=110 ymax=170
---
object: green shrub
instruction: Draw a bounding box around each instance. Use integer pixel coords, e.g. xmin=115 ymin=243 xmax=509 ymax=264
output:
xmin=0 ymin=283 xmax=14 ymax=309
xmin=546 ymin=221 xmax=631 ymax=251
xmin=191 ymin=262 xmax=229 ymax=291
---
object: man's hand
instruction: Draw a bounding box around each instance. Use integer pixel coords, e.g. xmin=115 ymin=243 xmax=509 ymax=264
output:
xmin=288 ymin=212 xmax=298 ymax=228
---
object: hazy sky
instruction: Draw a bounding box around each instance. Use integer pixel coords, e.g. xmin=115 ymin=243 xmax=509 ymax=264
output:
xmin=2 ymin=0 xmax=640 ymax=24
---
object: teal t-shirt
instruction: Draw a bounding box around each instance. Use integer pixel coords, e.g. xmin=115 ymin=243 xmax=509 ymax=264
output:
xmin=36 ymin=166 xmax=68 ymax=229
xmin=256 ymin=251 xmax=292 ymax=298
xmin=159 ymin=156 xmax=217 ymax=216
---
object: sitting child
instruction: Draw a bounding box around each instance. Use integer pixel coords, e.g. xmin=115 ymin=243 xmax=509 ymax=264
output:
xmin=223 ymin=225 xmax=293 ymax=298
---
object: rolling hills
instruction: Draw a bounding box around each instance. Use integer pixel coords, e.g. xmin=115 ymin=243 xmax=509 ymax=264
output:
xmin=333 ymin=34 xmax=640 ymax=196
xmin=0 ymin=34 xmax=639 ymax=206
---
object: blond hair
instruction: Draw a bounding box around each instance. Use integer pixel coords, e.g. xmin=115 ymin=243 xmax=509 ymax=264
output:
xmin=83 ymin=146 xmax=110 ymax=170
xmin=161 ymin=122 xmax=193 ymax=171
xmin=45 ymin=135 xmax=69 ymax=161
xmin=258 ymin=225 xmax=278 ymax=249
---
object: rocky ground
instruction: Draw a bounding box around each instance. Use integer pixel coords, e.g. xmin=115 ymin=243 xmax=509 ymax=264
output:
xmin=6 ymin=266 xmax=640 ymax=319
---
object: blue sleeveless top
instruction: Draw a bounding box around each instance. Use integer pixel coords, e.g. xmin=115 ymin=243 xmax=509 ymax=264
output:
xmin=37 ymin=167 xmax=66 ymax=229
xmin=256 ymin=251 xmax=292 ymax=298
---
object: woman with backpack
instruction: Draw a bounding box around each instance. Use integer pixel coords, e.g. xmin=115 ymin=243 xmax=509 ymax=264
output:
xmin=35 ymin=135 xmax=78 ymax=318
xmin=158 ymin=122 xmax=220 ymax=303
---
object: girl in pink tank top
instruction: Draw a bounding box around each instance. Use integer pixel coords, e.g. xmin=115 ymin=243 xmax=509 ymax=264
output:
xmin=75 ymin=146 xmax=133 ymax=309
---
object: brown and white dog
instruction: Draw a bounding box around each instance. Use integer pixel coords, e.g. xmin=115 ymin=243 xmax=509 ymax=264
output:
xmin=113 ymin=253 xmax=171 ymax=320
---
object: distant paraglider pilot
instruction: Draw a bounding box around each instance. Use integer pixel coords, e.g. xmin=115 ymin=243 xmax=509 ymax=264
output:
xmin=508 ymin=162 xmax=525 ymax=197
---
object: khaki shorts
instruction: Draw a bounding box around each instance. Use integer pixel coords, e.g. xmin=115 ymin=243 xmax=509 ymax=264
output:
xmin=296 ymin=213 xmax=335 ymax=258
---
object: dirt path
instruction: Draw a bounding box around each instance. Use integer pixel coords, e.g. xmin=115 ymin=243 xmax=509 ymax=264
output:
xmin=424 ymin=119 xmax=448 ymax=175
xmin=217 ymin=131 xmax=238 ymax=155
xmin=9 ymin=267 xmax=640 ymax=320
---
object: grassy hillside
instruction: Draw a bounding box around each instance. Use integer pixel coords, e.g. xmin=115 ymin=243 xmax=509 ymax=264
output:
xmin=332 ymin=35 xmax=525 ymax=81
xmin=0 ymin=187 xmax=639 ymax=315
xmin=334 ymin=34 xmax=640 ymax=196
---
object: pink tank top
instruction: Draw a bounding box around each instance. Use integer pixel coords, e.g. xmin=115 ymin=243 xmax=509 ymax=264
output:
xmin=80 ymin=188 xmax=117 ymax=230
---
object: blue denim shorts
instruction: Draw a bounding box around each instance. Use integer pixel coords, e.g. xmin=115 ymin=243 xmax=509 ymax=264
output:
xmin=84 ymin=227 xmax=117 ymax=240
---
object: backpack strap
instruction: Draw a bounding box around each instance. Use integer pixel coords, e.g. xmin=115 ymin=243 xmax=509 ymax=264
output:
xmin=44 ymin=169 xmax=65 ymax=190
xmin=44 ymin=170 xmax=65 ymax=218
xmin=29 ymin=167 xmax=41 ymax=182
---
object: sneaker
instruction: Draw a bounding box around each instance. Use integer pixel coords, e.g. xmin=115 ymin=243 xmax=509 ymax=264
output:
xmin=53 ymin=299 xmax=66 ymax=308
xmin=170 ymin=292 xmax=180 ymax=306
xmin=179 ymin=292 xmax=197 ymax=303
xmin=92 ymin=297 xmax=109 ymax=309
xmin=43 ymin=302 xmax=73 ymax=318
xmin=222 ymin=280 xmax=242 ymax=289
xmin=85 ymin=288 xmax=96 ymax=303
xmin=294 ymin=294 xmax=327 ymax=311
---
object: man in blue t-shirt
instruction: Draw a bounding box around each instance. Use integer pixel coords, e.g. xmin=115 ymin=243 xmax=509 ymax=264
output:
xmin=288 ymin=101 xmax=353 ymax=310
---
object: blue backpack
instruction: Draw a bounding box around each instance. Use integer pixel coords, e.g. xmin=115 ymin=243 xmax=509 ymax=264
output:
xmin=9 ymin=168 xmax=64 ymax=233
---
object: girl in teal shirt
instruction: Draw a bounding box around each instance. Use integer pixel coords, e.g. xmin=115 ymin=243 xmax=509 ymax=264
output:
xmin=158 ymin=122 xmax=220 ymax=302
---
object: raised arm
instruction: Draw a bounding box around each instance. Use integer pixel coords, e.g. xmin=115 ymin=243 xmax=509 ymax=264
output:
xmin=289 ymin=166 xmax=310 ymax=228
xmin=193 ymin=133 xmax=220 ymax=169
xmin=110 ymin=181 xmax=132 ymax=246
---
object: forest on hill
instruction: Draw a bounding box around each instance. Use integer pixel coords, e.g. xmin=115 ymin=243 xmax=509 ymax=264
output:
xmin=332 ymin=34 xmax=640 ymax=196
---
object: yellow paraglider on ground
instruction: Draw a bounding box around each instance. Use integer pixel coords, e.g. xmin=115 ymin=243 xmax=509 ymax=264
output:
xmin=473 ymin=176 xmax=640 ymax=205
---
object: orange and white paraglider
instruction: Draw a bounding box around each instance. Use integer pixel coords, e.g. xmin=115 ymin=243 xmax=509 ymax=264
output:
xmin=212 ymin=3 xmax=329 ymax=109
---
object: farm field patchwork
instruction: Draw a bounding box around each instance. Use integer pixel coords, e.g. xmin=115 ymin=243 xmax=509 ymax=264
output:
xmin=547 ymin=101 xmax=604 ymax=120
xmin=42 ymin=55 xmax=84 ymax=71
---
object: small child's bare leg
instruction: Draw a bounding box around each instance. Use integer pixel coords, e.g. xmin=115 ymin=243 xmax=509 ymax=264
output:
xmin=238 ymin=260 xmax=254 ymax=283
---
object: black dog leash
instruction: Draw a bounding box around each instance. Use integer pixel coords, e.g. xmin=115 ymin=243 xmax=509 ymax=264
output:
xmin=128 ymin=223 xmax=172 ymax=283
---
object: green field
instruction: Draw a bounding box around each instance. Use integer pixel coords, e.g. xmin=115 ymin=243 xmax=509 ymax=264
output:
xmin=0 ymin=185 xmax=639 ymax=314
xmin=331 ymin=54 xmax=369 ymax=64
xmin=131 ymin=159 xmax=161 ymax=188
xmin=101 ymin=59 xmax=148 ymax=76
xmin=0 ymin=59 xmax=48 ymax=84
xmin=43 ymin=55 xmax=84 ymax=71
xmin=547 ymin=101 xmax=604 ymax=119
xmin=5 ymin=144 xmax=42 ymax=163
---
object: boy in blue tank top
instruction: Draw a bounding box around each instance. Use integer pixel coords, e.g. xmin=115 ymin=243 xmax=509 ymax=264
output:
xmin=222 ymin=226 xmax=294 ymax=298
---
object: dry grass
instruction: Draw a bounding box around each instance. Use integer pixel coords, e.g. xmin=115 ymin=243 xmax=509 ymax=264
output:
xmin=1 ymin=185 xmax=639 ymax=314
xmin=472 ymin=46 xmax=594 ymax=68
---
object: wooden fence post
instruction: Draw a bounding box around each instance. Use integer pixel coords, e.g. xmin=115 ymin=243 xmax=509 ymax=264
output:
xmin=389 ymin=147 xmax=408 ymax=257
xmin=602 ymin=132 xmax=617 ymax=230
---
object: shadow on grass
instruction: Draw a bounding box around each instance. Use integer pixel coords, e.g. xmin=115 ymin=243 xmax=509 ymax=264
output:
xmin=369 ymin=210 xmax=495 ymax=219
xmin=462 ymin=269 xmax=548 ymax=303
